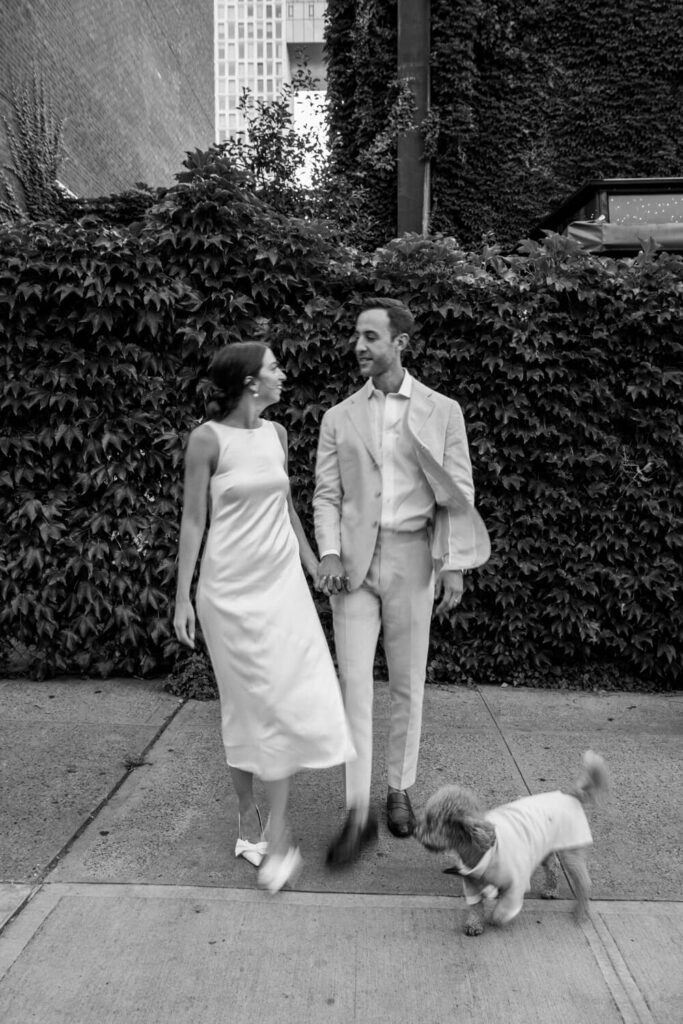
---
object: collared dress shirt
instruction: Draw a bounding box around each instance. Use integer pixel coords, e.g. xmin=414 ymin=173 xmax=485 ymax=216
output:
xmin=367 ymin=371 xmax=435 ymax=533
xmin=320 ymin=371 xmax=435 ymax=559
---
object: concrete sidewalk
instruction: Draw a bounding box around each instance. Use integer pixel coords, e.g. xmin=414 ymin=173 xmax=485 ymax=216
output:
xmin=0 ymin=677 xmax=681 ymax=1023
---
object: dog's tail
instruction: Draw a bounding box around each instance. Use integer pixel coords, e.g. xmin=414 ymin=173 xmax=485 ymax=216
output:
xmin=571 ymin=750 xmax=609 ymax=807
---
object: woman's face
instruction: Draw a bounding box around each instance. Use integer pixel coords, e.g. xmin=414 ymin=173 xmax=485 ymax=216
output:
xmin=256 ymin=347 xmax=286 ymax=405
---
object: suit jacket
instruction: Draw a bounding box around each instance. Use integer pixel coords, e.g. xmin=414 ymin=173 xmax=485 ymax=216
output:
xmin=313 ymin=377 xmax=491 ymax=591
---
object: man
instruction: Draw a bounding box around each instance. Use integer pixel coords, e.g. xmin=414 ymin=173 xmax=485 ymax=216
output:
xmin=313 ymin=297 xmax=490 ymax=866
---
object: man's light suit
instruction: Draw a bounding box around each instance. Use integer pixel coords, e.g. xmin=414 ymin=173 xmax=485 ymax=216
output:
xmin=314 ymin=374 xmax=490 ymax=812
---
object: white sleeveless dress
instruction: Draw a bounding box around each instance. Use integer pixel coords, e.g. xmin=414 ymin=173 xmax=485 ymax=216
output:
xmin=196 ymin=419 xmax=354 ymax=780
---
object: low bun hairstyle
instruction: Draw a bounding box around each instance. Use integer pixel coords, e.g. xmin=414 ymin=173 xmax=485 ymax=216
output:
xmin=205 ymin=342 xmax=268 ymax=420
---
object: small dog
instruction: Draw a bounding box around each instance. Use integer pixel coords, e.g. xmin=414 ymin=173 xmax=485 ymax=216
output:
xmin=415 ymin=750 xmax=608 ymax=935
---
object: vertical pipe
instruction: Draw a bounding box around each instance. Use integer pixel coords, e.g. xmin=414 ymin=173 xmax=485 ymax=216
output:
xmin=397 ymin=0 xmax=430 ymax=235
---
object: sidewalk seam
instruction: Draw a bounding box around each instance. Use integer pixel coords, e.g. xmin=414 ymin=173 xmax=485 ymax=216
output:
xmin=476 ymin=686 xmax=532 ymax=794
xmin=580 ymin=914 xmax=656 ymax=1024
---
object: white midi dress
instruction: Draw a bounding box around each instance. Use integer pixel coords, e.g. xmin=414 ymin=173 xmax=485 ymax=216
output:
xmin=196 ymin=419 xmax=354 ymax=780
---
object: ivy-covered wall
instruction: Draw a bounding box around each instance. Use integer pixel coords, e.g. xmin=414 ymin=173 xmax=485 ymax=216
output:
xmin=325 ymin=0 xmax=683 ymax=247
xmin=0 ymin=0 xmax=214 ymax=198
xmin=1 ymin=162 xmax=681 ymax=690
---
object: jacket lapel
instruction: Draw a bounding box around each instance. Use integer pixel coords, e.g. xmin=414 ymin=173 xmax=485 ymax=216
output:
xmin=347 ymin=382 xmax=380 ymax=466
xmin=408 ymin=379 xmax=472 ymax=513
xmin=407 ymin=379 xmax=436 ymax=437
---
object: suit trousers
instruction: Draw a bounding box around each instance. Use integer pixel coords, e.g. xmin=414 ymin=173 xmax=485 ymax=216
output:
xmin=330 ymin=528 xmax=435 ymax=815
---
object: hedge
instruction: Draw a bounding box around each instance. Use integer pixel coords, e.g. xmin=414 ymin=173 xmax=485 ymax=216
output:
xmin=1 ymin=161 xmax=681 ymax=689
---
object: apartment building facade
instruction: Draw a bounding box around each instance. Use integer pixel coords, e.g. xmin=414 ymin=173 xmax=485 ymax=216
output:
xmin=214 ymin=1 xmax=326 ymax=140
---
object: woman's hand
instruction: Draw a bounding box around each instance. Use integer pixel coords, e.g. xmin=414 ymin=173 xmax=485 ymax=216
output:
xmin=303 ymin=555 xmax=320 ymax=581
xmin=316 ymin=554 xmax=349 ymax=596
xmin=174 ymin=599 xmax=196 ymax=648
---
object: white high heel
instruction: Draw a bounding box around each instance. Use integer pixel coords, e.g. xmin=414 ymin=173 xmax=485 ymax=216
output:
xmin=258 ymin=846 xmax=303 ymax=894
xmin=235 ymin=806 xmax=267 ymax=868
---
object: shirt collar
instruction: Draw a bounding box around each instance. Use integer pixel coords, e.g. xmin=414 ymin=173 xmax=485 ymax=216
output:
xmin=368 ymin=369 xmax=413 ymax=399
xmin=447 ymin=841 xmax=496 ymax=879
xmin=458 ymin=844 xmax=495 ymax=878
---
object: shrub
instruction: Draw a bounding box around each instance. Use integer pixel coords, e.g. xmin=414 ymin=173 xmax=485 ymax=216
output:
xmin=1 ymin=164 xmax=681 ymax=690
xmin=0 ymin=217 xmax=197 ymax=677
xmin=0 ymin=165 xmax=350 ymax=678
xmin=366 ymin=233 xmax=683 ymax=688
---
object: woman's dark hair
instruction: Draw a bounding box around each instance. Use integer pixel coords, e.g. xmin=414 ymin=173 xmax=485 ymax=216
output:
xmin=205 ymin=342 xmax=268 ymax=420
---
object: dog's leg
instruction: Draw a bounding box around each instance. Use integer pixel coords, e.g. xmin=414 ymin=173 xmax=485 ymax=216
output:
xmin=561 ymin=848 xmax=591 ymax=922
xmin=464 ymin=900 xmax=486 ymax=936
xmin=540 ymin=852 xmax=559 ymax=899
xmin=490 ymin=885 xmax=525 ymax=927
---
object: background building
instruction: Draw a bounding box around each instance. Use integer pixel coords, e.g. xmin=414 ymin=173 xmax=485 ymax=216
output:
xmin=214 ymin=1 xmax=327 ymax=140
xmin=0 ymin=0 xmax=214 ymax=199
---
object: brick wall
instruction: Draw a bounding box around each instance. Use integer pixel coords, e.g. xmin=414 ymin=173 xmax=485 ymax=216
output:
xmin=0 ymin=0 xmax=214 ymax=198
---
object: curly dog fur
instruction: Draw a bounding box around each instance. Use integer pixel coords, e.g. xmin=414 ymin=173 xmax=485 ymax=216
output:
xmin=414 ymin=750 xmax=608 ymax=935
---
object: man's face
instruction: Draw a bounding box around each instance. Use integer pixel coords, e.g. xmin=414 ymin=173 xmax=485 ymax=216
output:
xmin=353 ymin=308 xmax=404 ymax=379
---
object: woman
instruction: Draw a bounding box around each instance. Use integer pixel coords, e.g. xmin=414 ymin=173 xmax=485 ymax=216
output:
xmin=173 ymin=341 xmax=353 ymax=894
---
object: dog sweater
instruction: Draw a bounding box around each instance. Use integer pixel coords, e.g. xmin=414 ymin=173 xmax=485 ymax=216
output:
xmin=462 ymin=791 xmax=592 ymax=905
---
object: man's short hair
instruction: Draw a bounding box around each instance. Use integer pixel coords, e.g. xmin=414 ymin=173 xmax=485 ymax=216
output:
xmin=359 ymin=296 xmax=415 ymax=339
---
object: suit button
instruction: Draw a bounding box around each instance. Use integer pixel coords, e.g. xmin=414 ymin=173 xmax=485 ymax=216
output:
xmin=372 ymin=521 xmax=378 ymax=527
xmin=375 ymin=491 xmax=381 ymax=498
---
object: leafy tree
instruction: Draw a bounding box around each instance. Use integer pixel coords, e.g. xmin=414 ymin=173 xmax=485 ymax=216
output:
xmin=325 ymin=0 xmax=683 ymax=246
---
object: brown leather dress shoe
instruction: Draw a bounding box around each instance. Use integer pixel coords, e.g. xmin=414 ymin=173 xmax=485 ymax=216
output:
xmin=386 ymin=790 xmax=416 ymax=837
xmin=326 ymin=810 xmax=378 ymax=868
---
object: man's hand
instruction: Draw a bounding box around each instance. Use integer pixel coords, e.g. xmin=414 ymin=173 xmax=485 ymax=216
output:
xmin=434 ymin=570 xmax=464 ymax=619
xmin=316 ymin=554 xmax=349 ymax=596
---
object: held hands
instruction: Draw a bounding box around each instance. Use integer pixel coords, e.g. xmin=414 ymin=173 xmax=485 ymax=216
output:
xmin=434 ymin=570 xmax=464 ymax=620
xmin=316 ymin=554 xmax=350 ymax=596
xmin=173 ymin=599 xmax=196 ymax=649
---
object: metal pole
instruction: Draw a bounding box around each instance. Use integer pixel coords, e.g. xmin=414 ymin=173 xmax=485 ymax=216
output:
xmin=397 ymin=0 xmax=430 ymax=235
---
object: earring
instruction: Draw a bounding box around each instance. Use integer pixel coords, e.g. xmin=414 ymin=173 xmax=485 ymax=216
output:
xmin=250 ymin=387 xmax=259 ymax=398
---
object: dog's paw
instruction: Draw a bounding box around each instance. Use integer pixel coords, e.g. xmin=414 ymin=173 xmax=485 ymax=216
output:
xmin=464 ymin=915 xmax=485 ymax=937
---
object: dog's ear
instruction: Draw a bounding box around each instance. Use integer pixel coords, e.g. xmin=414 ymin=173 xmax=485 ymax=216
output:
xmin=454 ymin=817 xmax=496 ymax=868
xmin=442 ymin=816 xmax=477 ymax=852
xmin=466 ymin=819 xmax=496 ymax=855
